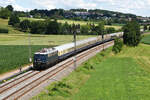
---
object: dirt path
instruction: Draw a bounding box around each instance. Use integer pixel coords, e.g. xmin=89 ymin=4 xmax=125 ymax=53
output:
xmin=0 ymin=64 xmax=32 ymax=80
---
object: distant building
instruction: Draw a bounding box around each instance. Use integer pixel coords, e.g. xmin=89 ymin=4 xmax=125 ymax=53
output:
xmin=74 ymin=12 xmax=90 ymax=16
xmin=137 ymin=16 xmax=150 ymax=22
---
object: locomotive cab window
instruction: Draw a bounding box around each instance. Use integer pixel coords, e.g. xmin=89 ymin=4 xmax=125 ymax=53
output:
xmin=34 ymin=54 xmax=47 ymax=62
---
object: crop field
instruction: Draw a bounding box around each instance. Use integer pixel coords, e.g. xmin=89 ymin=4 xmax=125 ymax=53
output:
xmin=32 ymin=42 xmax=150 ymax=100
xmin=0 ymin=45 xmax=48 ymax=74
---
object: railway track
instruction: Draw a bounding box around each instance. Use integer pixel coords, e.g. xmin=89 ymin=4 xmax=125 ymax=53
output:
xmin=0 ymin=41 xmax=114 ymax=100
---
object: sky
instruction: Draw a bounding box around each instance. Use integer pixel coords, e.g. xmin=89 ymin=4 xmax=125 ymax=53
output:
xmin=0 ymin=0 xmax=150 ymax=17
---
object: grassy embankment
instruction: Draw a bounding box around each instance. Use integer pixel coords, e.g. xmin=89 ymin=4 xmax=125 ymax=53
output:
xmin=32 ymin=34 xmax=150 ymax=100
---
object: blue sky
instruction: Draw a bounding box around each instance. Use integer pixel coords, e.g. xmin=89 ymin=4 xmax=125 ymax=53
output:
xmin=0 ymin=0 xmax=150 ymax=17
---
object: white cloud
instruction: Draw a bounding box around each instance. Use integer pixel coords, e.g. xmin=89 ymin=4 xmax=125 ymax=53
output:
xmin=0 ymin=0 xmax=150 ymax=16
xmin=0 ymin=0 xmax=15 ymax=6
xmin=0 ymin=0 xmax=30 ymax=11
xmin=14 ymin=4 xmax=31 ymax=11
xmin=34 ymin=0 xmax=56 ymax=9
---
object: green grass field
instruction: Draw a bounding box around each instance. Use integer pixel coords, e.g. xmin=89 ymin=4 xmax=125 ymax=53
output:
xmin=0 ymin=45 xmax=48 ymax=74
xmin=0 ymin=34 xmax=95 ymax=45
xmin=0 ymin=18 xmax=96 ymax=45
xmin=72 ymin=57 xmax=150 ymax=100
xmin=72 ymin=44 xmax=150 ymax=100
xmin=32 ymin=42 xmax=150 ymax=100
xmin=0 ymin=18 xmax=27 ymax=34
xmin=20 ymin=17 xmax=45 ymax=21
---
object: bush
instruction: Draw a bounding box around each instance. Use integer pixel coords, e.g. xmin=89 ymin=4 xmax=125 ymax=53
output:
xmin=8 ymin=14 xmax=20 ymax=26
xmin=20 ymin=20 xmax=30 ymax=31
xmin=30 ymin=21 xmax=46 ymax=34
xmin=83 ymin=62 xmax=94 ymax=70
xmin=80 ymin=25 xmax=90 ymax=35
xmin=45 ymin=19 xmax=61 ymax=34
xmin=0 ymin=28 xmax=9 ymax=33
xmin=60 ymin=22 xmax=71 ymax=35
xmin=112 ymin=38 xmax=123 ymax=54
xmin=105 ymin=27 xmax=116 ymax=34
xmin=48 ymin=81 xmax=72 ymax=96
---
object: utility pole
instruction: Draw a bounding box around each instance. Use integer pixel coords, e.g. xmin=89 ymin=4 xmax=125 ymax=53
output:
xmin=102 ymin=30 xmax=104 ymax=51
xmin=73 ymin=25 xmax=77 ymax=70
xmin=73 ymin=32 xmax=77 ymax=70
xmin=27 ymin=14 xmax=32 ymax=63
xmin=28 ymin=32 xmax=32 ymax=63
xmin=72 ymin=24 xmax=80 ymax=70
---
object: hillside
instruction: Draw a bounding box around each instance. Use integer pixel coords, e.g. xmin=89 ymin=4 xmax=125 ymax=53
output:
xmin=18 ymin=8 xmax=150 ymax=24
xmin=29 ymin=9 xmax=136 ymax=21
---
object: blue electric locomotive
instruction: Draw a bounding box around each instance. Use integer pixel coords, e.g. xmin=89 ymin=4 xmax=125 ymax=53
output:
xmin=33 ymin=48 xmax=58 ymax=69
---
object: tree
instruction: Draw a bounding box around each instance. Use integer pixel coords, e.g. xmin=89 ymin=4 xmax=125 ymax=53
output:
xmin=0 ymin=8 xmax=10 ymax=19
xmin=8 ymin=14 xmax=20 ymax=26
xmin=60 ymin=22 xmax=70 ymax=34
xmin=80 ymin=25 xmax=90 ymax=35
xmin=70 ymin=23 xmax=80 ymax=35
xmin=95 ymin=22 xmax=104 ymax=35
xmin=30 ymin=21 xmax=46 ymax=34
xmin=45 ymin=19 xmax=61 ymax=34
xmin=123 ymin=20 xmax=141 ymax=46
xmin=6 ymin=5 xmax=13 ymax=12
xmin=20 ymin=20 xmax=30 ymax=31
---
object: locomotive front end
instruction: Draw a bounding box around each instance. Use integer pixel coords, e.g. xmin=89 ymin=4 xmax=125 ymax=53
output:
xmin=33 ymin=48 xmax=58 ymax=70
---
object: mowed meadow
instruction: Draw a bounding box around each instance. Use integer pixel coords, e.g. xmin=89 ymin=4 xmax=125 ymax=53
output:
xmin=32 ymin=34 xmax=150 ymax=100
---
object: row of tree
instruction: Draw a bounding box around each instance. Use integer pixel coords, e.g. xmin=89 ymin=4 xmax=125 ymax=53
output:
xmin=8 ymin=14 xmax=118 ymax=35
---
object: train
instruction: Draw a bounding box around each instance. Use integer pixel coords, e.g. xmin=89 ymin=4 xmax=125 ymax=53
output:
xmin=33 ymin=32 xmax=123 ymax=69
